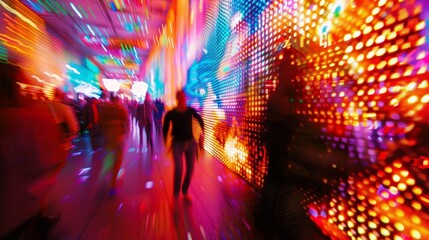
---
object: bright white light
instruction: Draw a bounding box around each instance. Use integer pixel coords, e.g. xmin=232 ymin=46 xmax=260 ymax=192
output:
xmin=145 ymin=181 xmax=154 ymax=189
xmin=230 ymin=12 xmax=243 ymax=29
xmin=70 ymin=3 xmax=83 ymax=19
xmin=65 ymin=64 xmax=80 ymax=74
xmin=102 ymin=78 xmax=121 ymax=92
xmin=74 ymin=83 xmax=101 ymax=98
xmin=87 ymin=24 xmax=95 ymax=36
xmin=131 ymin=81 xmax=148 ymax=98
xmin=101 ymin=44 xmax=107 ymax=52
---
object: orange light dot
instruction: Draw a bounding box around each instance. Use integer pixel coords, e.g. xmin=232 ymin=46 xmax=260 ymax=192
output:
xmin=412 ymin=201 xmax=422 ymax=210
xmin=395 ymin=222 xmax=405 ymax=231
xmin=380 ymin=215 xmax=390 ymax=224
xmin=408 ymin=96 xmax=418 ymax=104
xmin=358 ymin=226 xmax=366 ymax=234
xmin=390 ymin=98 xmax=399 ymax=106
xmin=396 ymin=209 xmax=404 ymax=217
xmin=388 ymin=57 xmax=399 ymax=66
xmin=400 ymin=170 xmax=409 ymax=177
xmin=411 ymin=229 xmax=421 ymax=239
xmin=368 ymin=210 xmax=377 ymax=217
xmin=411 ymin=215 xmax=421 ymax=224
xmin=398 ymin=183 xmax=407 ymax=191
xmin=381 ymin=228 xmax=390 ymax=237
xmin=413 ymin=187 xmax=422 ymax=195
xmin=388 ymin=44 xmax=398 ymax=53
xmin=382 ymin=179 xmax=391 ymax=186
xmin=392 ymin=174 xmax=400 ymax=182
xmin=406 ymin=178 xmax=415 ymax=186
xmin=381 ymin=203 xmax=390 ymax=211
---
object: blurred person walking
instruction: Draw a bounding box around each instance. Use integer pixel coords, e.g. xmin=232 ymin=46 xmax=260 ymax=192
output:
xmin=163 ymin=90 xmax=204 ymax=202
xmin=82 ymin=97 xmax=103 ymax=151
xmin=0 ymin=63 xmax=78 ymax=238
xmin=99 ymin=95 xmax=129 ymax=196
xmin=154 ymin=98 xmax=165 ymax=134
xmin=255 ymin=52 xmax=302 ymax=239
xmin=136 ymin=93 xmax=156 ymax=153
xmin=48 ymin=88 xmax=80 ymax=152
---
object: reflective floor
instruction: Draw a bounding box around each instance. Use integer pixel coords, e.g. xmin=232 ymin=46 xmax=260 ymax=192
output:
xmin=36 ymin=121 xmax=261 ymax=240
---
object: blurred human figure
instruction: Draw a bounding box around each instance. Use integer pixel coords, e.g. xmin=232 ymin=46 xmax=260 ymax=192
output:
xmin=99 ymin=95 xmax=129 ymax=196
xmin=136 ymin=93 xmax=156 ymax=153
xmin=128 ymin=99 xmax=138 ymax=127
xmin=82 ymin=97 xmax=103 ymax=151
xmin=255 ymin=52 xmax=301 ymax=239
xmin=154 ymin=98 xmax=165 ymax=134
xmin=48 ymin=88 xmax=80 ymax=152
xmin=43 ymin=88 xmax=79 ymax=220
xmin=163 ymin=90 xmax=204 ymax=201
xmin=0 ymin=63 xmax=75 ymax=238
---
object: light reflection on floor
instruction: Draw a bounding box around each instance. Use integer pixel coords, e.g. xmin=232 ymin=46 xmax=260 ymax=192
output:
xmin=46 ymin=126 xmax=260 ymax=240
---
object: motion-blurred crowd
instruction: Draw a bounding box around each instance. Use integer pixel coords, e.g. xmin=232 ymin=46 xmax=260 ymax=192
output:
xmin=0 ymin=62 xmax=164 ymax=238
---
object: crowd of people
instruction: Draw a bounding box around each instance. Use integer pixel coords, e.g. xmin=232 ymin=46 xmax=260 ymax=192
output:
xmin=0 ymin=61 xmax=208 ymax=238
xmin=0 ymin=59 xmax=313 ymax=239
xmin=0 ymin=63 xmax=80 ymax=238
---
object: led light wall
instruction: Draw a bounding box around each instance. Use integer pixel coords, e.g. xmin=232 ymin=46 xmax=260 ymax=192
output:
xmin=189 ymin=0 xmax=429 ymax=238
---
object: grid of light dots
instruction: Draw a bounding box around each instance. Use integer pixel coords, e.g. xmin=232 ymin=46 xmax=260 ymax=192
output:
xmin=199 ymin=0 xmax=429 ymax=238
xmin=194 ymin=0 xmax=273 ymax=187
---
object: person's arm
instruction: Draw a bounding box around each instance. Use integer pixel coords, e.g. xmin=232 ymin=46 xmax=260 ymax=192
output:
xmin=192 ymin=109 xmax=204 ymax=131
xmin=191 ymin=109 xmax=205 ymax=150
xmin=162 ymin=111 xmax=172 ymax=144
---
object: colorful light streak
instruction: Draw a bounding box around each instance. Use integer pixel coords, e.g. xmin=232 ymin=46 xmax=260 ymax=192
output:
xmin=0 ymin=0 xmax=38 ymax=29
xmin=69 ymin=3 xmax=82 ymax=18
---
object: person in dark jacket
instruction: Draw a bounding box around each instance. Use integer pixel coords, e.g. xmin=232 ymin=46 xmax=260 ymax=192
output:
xmin=163 ymin=90 xmax=204 ymax=202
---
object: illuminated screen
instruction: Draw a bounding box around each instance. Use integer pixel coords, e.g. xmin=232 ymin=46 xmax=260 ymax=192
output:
xmin=188 ymin=0 xmax=429 ymax=238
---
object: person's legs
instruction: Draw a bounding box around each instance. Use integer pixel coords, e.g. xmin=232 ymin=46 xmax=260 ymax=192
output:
xmin=155 ymin=118 xmax=161 ymax=134
xmin=182 ymin=140 xmax=197 ymax=195
xmin=138 ymin=124 xmax=144 ymax=148
xmin=172 ymin=141 xmax=184 ymax=197
xmin=145 ymin=122 xmax=154 ymax=152
xmin=110 ymin=139 xmax=125 ymax=190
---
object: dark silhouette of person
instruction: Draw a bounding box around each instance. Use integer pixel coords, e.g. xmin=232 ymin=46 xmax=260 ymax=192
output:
xmin=162 ymin=90 xmax=204 ymax=202
xmin=99 ymin=95 xmax=129 ymax=196
xmin=154 ymin=98 xmax=165 ymax=134
xmin=255 ymin=52 xmax=301 ymax=239
xmin=82 ymin=97 xmax=103 ymax=151
xmin=136 ymin=93 xmax=156 ymax=153
xmin=0 ymin=63 xmax=77 ymax=238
